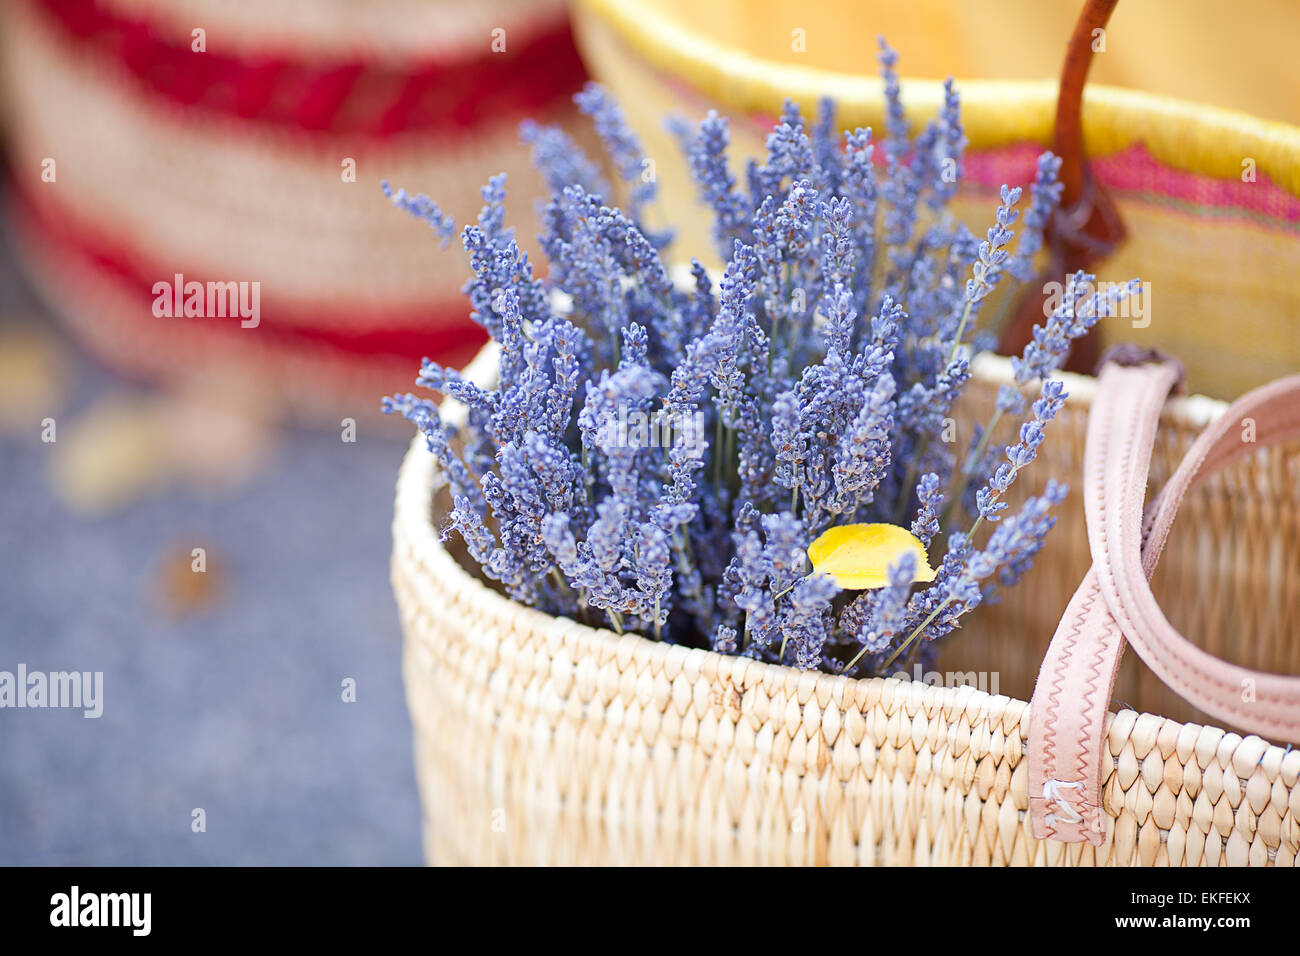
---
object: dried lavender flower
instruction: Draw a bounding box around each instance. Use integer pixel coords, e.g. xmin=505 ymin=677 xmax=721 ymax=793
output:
xmin=384 ymin=48 xmax=1137 ymax=678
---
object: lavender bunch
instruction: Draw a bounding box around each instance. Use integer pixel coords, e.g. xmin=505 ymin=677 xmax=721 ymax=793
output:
xmin=384 ymin=50 xmax=1138 ymax=679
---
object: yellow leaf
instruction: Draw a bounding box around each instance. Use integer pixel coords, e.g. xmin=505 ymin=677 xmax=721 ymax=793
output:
xmin=807 ymin=523 xmax=936 ymax=590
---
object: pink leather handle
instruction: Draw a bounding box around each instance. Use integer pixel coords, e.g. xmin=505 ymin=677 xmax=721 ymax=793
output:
xmin=1028 ymin=359 xmax=1300 ymax=844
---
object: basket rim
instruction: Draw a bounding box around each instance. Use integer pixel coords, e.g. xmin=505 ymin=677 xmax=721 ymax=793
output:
xmin=393 ymin=347 xmax=1230 ymax=729
xmin=396 ymin=418 xmax=1026 ymax=723
xmin=573 ymin=0 xmax=1300 ymax=200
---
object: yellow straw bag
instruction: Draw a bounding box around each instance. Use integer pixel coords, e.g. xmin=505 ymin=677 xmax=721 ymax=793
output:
xmin=570 ymin=0 xmax=1300 ymax=401
xmin=392 ymin=4 xmax=1300 ymax=864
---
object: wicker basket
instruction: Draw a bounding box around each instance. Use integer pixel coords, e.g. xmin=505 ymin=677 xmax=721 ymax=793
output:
xmin=391 ymin=1 xmax=1300 ymax=866
xmin=392 ymin=346 xmax=1300 ymax=866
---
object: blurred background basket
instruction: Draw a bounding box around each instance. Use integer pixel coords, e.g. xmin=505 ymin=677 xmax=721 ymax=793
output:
xmin=0 ymin=0 xmax=588 ymax=427
xmin=571 ymin=0 xmax=1300 ymax=401
xmin=392 ymin=0 xmax=1300 ymax=865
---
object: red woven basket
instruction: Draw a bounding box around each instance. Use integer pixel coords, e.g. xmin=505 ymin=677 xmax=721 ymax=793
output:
xmin=0 ymin=0 xmax=587 ymax=425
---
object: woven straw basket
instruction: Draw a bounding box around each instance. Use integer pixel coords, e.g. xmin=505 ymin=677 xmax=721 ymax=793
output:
xmin=0 ymin=0 xmax=584 ymax=427
xmin=394 ymin=354 xmax=1300 ymax=867
xmin=392 ymin=4 xmax=1300 ymax=865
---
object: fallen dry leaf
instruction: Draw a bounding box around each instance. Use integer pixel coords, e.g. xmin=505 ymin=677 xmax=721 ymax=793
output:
xmin=154 ymin=540 xmax=225 ymax=618
xmin=48 ymin=394 xmax=171 ymax=515
xmin=0 ymin=322 xmax=67 ymax=435
xmin=47 ymin=385 xmax=274 ymax=514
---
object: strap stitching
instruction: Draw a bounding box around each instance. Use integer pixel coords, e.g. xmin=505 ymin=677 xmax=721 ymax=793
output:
xmin=1034 ymin=368 xmax=1154 ymax=844
xmin=1036 ymin=371 xmax=1133 ymax=843
xmin=1031 ymin=368 xmax=1300 ymax=844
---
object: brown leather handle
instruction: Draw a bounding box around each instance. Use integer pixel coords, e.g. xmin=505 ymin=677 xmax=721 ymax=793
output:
xmin=998 ymin=0 xmax=1126 ymax=372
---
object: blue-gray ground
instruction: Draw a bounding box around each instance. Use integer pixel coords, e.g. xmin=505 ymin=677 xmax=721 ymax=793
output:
xmin=0 ymin=229 xmax=424 ymax=865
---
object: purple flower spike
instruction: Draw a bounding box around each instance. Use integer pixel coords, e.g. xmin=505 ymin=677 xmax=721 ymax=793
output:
xmin=382 ymin=44 xmax=1139 ymax=676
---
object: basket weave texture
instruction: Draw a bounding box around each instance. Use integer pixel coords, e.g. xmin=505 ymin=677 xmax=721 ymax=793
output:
xmin=391 ymin=0 xmax=1300 ymax=866
xmin=393 ymin=357 xmax=1300 ymax=866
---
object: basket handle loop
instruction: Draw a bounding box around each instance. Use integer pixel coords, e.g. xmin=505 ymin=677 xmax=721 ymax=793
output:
xmin=998 ymin=0 xmax=1125 ymax=373
xmin=1027 ymin=358 xmax=1300 ymax=844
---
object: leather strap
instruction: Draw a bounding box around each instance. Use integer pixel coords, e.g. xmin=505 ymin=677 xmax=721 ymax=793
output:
xmin=996 ymin=0 xmax=1125 ymax=371
xmin=1028 ymin=361 xmax=1300 ymax=844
